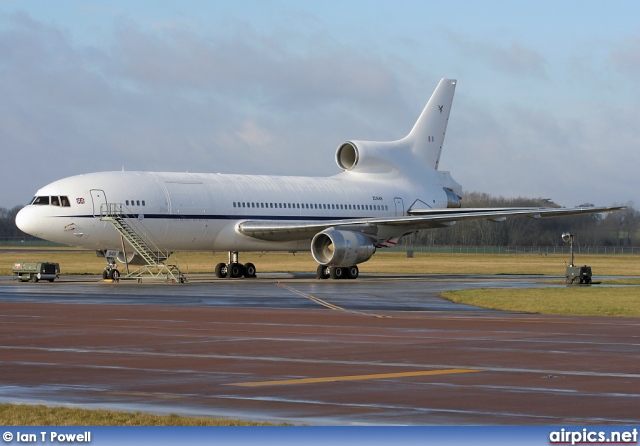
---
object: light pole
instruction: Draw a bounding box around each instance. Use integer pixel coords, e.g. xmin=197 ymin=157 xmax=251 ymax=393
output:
xmin=562 ymin=232 xmax=574 ymax=267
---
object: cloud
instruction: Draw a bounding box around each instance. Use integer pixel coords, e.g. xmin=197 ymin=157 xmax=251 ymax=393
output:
xmin=0 ymin=12 xmax=418 ymax=206
xmin=447 ymin=32 xmax=547 ymax=78
xmin=608 ymin=28 xmax=640 ymax=75
xmin=0 ymin=10 xmax=636 ymax=210
xmin=443 ymin=91 xmax=639 ymax=207
xmin=105 ymin=20 xmax=408 ymax=113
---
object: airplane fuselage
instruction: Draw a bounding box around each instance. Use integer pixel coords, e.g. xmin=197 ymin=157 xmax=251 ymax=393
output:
xmin=16 ymin=169 xmax=452 ymax=253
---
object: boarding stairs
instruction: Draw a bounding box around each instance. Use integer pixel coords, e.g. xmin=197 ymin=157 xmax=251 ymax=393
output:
xmin=100 ymin=203 xmax=185 ymax=282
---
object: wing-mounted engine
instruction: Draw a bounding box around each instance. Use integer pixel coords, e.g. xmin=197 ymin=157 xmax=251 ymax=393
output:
xmin=336 ymin=140 xmax=409 ymax=174
xmin=311 ymin=228 xmax=376 ymax=267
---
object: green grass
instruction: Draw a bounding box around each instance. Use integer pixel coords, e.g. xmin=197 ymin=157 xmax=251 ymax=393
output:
xmin=2 ymin=248 xmax=639 ymax=276
xmin=0 ymin=404 xmax=283 ymax=426
xmin=441 ymin=286 xmax=640 ymax=317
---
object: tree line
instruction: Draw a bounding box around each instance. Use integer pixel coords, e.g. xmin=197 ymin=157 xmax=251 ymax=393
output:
xmin=0 ymin=206 xmax=27 ymax=238
xmin=1 ymin=195 xmax=638 ymax=246
xmin=404 ymin=192 xmax=638 ymax=247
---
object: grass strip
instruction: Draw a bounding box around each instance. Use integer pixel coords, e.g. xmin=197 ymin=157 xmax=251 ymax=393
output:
xmin=2 ymin=249 xmax=639 ymax=276
xmin=441 ymin=286 xmax=640 ymax=317
xmin=0 ymin=404 xmax=282 ymax=426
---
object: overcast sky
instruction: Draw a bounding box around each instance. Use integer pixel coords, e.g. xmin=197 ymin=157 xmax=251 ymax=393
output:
xmin=1 ymin=0 xmax=639 ymax=208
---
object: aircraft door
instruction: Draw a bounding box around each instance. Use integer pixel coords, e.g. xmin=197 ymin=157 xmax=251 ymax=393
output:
xmin=394 ymin=197 xmax=404 ymax=216
xmin=90 ymin=189 xmax=107 ymax=217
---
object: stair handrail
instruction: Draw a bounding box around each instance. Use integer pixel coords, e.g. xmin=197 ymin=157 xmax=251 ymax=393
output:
xmin=100 ymin=202 xmax=172 ymax=263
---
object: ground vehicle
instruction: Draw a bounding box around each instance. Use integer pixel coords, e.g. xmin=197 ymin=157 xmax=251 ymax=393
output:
xmin=12 ymin=262 xmax=60 ymax=282
xmin=566 ymin=265 xmax=592 ymax=284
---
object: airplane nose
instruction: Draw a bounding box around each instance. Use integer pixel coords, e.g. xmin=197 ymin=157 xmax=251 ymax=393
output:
xmin=15 ymin=206 xmax=38 ymax=236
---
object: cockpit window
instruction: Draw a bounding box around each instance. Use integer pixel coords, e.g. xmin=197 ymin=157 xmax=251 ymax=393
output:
xmin=31 ymin=196 xmax=71 ymax=206
xmin=32 ymin=196 xmax=50 ymax=205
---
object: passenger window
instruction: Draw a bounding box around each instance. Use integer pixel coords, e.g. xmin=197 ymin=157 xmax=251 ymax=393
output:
xmin=136 ymin=200 xmax=140 ymax=206
xmin=142 ymin=200 xmax=145 ymax=206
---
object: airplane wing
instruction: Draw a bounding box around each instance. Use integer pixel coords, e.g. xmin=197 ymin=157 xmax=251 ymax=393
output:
xmin=237 ymin=206 xmax=625 ymax=242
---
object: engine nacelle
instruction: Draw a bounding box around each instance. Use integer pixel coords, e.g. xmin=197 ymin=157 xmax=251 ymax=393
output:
xmin=335 ymin=140 xmax=409 ymax=174
xmin=115 ymin=251 xmax=168 ymax=265
xmin=311 ymin=229 xmax=376 ymax=267
xmin=116 ymin=251 xmax=148 ymax=265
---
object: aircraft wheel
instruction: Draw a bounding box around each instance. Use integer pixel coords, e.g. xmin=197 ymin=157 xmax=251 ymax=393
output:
xmin=111 ymin=269 xmax=120 ymax=281
xmin=316 ymin=265 xmax=330 ymax=279
xmin=228 ymin=262 xmax=243 ymax=278
xmin=244 ymin=262 xmax=257 ymax=278
xmin=330 ymin=266 xmax=345 ymax=279
xmin=214 ymin=262 xmax=227 ymax=278
xmin=346 ymin=265 xmax=359 ymax=279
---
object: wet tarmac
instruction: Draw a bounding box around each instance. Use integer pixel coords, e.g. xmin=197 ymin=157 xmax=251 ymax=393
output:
xmin=0 ymin=274 xmax=639 ymax=425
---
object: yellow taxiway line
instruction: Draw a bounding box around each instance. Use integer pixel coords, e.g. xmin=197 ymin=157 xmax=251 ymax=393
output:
xmin=230 ymin=368 xmax=482 ymax=387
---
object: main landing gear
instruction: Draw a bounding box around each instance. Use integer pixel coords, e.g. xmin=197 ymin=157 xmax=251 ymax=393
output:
xmin=213 ymin=252 xmax=359 ymax=280
xmin=214 ymin=251 xmax=257 ymax=279
xmin=316 ymin=265 xmax=359 ymax=280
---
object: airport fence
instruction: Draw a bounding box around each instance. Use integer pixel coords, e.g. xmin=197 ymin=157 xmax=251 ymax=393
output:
xmin=1 ymin=237 xmax=639 ymax=254
xmin=0 ymin=237 xmax=68 ymax=247
xmin=387 ymin=244 xmax=640 ymax=255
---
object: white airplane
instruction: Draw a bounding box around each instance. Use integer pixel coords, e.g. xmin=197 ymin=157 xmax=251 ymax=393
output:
xmin=15 ymin=78 xmax=622 ymax=280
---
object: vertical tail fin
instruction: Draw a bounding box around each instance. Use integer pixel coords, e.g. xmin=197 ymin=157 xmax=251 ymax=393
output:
xmin=405 ymin=78 xmax=457 ymax=170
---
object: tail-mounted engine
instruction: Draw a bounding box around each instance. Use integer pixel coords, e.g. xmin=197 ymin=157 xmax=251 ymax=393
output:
xmin=335 ymin=140 xmax=408 ymax=174
xmin=311 ymin=229 xmax=376 ymax=267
